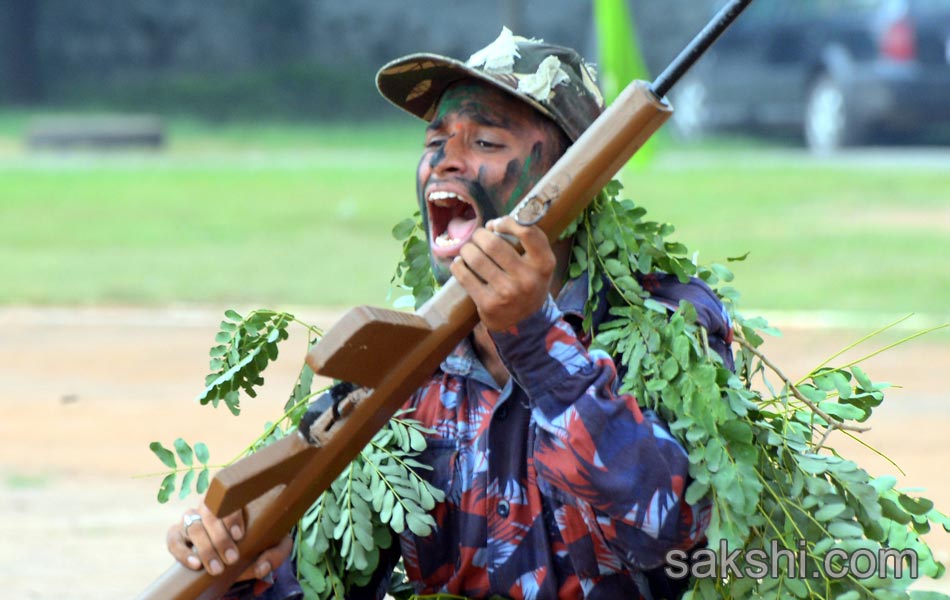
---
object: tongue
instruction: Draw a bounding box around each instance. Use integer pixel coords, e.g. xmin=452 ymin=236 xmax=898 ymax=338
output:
xmin=447 ymin=215 xmax=477 ymax=240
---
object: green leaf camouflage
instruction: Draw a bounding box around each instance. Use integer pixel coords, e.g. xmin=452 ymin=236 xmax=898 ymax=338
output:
xmin=150 ymin=437 xmax=212 ymax=503
xmin=293 ymin=412 xmax=444 ymax=599
xmin=564 ymin=182 xmax=949 ymax=599
xmin=390 ymin=211 xmax=437 ymax=309
xmin=195 ymin=309 xmax=294 ymax=415
xmin=150 ymin=301 xmax=440 ymax=598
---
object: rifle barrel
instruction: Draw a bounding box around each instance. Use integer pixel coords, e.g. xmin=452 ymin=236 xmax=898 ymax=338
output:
xmin=651 ymin=0 xmax=755 ymax=98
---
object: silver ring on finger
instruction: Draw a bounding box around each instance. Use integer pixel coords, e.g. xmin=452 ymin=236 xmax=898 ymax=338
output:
xmin=182 ymin=513 xmax=202 ymax=532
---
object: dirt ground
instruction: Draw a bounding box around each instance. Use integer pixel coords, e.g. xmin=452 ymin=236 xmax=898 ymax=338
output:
xmin=1 ymin=306 xmax=948 ymax=599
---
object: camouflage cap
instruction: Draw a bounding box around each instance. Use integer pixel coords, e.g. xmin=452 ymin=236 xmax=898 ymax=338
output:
xmin=376 ymin=27 xmax=605 ymax=142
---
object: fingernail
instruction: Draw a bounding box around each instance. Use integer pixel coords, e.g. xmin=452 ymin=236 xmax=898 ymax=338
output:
xmin=187 ymin=555 xmax=201 ymax=569
xmin=225 ymin=549 xmax=239 ymax=564
xmin=209 ymin=559 xmax=223 ymax=575
xmin=231 ymin=525 xmax=243 ymax=540
xmin=257 ymin=561 xmax=272 ymax=579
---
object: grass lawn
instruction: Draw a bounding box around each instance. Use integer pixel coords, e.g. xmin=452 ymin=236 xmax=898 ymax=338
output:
xmin=1 ymin=118 xmax=948 ymax=318
xmin=622 ymin=160 xmax=950 ymax=316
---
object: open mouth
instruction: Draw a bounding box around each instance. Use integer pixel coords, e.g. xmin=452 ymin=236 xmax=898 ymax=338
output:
xmin=427 ymin=190 xmax=480 ymax=258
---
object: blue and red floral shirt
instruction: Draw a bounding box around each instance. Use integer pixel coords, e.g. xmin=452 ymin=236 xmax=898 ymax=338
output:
xmin=391 ymin=274 xmax=718 ymax=599
xmin=242 ymin=273 xmax=731 ymax=600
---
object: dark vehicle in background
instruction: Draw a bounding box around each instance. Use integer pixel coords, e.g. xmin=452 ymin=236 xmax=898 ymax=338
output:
xmin=671 ymin=0 xmax=950 ymax=152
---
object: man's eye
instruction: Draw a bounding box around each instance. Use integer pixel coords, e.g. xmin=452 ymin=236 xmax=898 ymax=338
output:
xmin=425 ymin=138 xmax=445 ymax=149
xmin=476 ymin=140 xmax=501 ymax=149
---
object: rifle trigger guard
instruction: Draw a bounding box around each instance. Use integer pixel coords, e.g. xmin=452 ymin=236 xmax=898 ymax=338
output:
xmin=330 ymin=381 xmax=357 ymax=408
xmin=298 ymin=381 xmax=358 ymax=445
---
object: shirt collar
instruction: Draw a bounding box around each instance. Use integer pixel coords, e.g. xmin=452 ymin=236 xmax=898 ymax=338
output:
xmin=439 ymin=271 xmax=601 ymax=379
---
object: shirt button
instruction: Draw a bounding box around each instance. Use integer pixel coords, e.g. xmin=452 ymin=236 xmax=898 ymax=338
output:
xmin=497 ymin=500 xmax=510 ymax=518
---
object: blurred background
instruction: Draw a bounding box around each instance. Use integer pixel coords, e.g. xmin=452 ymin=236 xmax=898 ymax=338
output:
xmin=0 ymin=0 xmax=948 ymax=597
xmin=3 ymin=0 xmax=949 ymax=149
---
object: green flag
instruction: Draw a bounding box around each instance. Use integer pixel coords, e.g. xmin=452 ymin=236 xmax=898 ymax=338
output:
xmin=594 ymin=0 xmax=655 ymax=168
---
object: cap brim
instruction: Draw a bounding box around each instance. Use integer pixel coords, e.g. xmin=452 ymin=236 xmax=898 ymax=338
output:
xmin=376 ymin=53 xmax=557 ymax=129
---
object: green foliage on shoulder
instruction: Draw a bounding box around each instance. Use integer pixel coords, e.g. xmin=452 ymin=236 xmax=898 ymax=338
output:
xmin=385 ymin=181 xmax=950 ymax=598
xmin=565 ymin=182 xmax=949 ymax=599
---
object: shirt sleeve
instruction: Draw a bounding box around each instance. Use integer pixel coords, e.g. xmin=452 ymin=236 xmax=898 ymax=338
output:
xmin=489 ymin=295 xmax=709 ymax=570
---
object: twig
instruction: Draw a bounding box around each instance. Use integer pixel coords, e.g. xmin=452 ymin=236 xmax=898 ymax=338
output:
xmin=813 ymin=427 xmax=834 ymax=452
xmin=734 ymin=335 xmax=870 ymax=434
xmin=797 ymin=313 xmax=914 ymax=385
xmin=838 ymin=322 xmax=949 ymax=371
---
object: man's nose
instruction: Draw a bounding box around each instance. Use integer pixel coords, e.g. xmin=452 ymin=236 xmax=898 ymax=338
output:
xmin=432 ymin=134 xmax=468 ymax=176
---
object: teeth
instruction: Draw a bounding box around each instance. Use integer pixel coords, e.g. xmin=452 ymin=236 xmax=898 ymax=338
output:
xmin=428 ymin=190 xmax=462 ymax=206
xmin=428 ymin=191 xmax=471 ymax=248
xmin=434 ymin=232 xmax=460 ymax=247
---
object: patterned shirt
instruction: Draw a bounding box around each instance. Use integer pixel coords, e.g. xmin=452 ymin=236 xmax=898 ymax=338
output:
xmin=391 ymin=275 xmax=716 ymax=599
xmin=245 ymin=273 xmax=730 ymax=600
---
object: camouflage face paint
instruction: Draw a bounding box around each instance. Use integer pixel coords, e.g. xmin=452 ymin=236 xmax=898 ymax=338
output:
xmin=460 ymin=142 xmax=544 ymax=223
xmin=428 ymin=144 xmax=446 ymax=170
xmin=501 ymin=141 xmax=545 ymax=214
xmin=430 ymin=83 xmax=512 ymax=131
xmin=463 ymin=169 xmax=499 ymax=223
xmin=415 ymin=80 xmax=569 ymax=284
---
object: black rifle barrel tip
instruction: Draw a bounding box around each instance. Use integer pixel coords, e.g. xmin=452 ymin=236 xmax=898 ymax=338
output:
xmin=651 ymin=0 xmax=755 ymax=99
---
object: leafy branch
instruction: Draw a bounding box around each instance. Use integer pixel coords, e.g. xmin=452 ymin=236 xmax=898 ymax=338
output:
xmin=294 ymin=412 xmax=444 ymax=599
xmin=390 ymin=213 xmax=437 ymax=309
xmin=195 ymin=308 xmax=322 ymax=416
xmin=147 ymin=307 xmax=442 ymax=599
xmin=565 ymin=180 xmax=950 ymax=599
xmin=147 ymin=438 xmax=212 ymax=503
xmin=732 ymin=333 xmax=869 ymax=436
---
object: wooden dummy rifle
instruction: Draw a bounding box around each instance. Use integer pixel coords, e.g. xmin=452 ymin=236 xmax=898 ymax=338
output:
xmin=139 ymin=2 xmax=753 ymax=597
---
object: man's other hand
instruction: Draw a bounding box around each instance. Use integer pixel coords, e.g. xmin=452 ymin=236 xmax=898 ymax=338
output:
xmin=167 ymin=504 xmax=293 ymax=581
